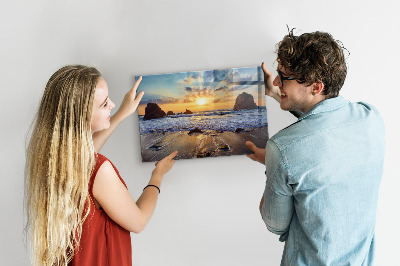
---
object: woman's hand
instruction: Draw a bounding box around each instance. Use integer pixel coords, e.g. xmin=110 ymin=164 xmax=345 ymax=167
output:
xmin=115 ymin=76 xmax=144 ymax=120
xmin=262 ymin=62 xmax=281 ymax=103
xmin=152 ymin=151 xmax=178 ymax=178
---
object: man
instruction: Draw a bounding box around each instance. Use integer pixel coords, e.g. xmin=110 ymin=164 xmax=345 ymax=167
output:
xmin=246 ymin=31 xmax=385 ymax=265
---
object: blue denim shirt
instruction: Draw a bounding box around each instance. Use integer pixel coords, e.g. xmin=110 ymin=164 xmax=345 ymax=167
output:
xmin=261 ymin=96 xmax=385 ymax=266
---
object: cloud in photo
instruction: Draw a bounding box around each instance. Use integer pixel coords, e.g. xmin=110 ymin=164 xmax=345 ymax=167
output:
xmin=140 ymin=92 xmax=180 ymax=105
xmin=182 ymin=86 xmax=214 ymax=103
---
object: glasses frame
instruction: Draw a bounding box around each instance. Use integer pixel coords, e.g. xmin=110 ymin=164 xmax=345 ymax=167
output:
xmin=277 ymin=70 xmax=297 ymax=87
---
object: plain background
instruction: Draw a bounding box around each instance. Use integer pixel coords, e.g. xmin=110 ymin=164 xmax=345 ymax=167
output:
xmin=1 ymin=0 xmax=399 ymax=265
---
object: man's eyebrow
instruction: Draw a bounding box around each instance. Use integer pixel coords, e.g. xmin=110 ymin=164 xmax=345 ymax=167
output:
xmin=277 ymin=68 xmax=291 ymax=77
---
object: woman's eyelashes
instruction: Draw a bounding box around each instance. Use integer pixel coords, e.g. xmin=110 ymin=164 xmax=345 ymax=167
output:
xmin=103 ymin=98 xmax=108 ymax=107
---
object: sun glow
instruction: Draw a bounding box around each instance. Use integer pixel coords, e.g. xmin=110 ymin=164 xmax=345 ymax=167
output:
xmin=196 ymin=98 xmax=207 ymax=105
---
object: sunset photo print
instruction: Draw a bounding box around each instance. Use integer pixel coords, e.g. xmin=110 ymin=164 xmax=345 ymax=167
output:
xmin=136 ymin=66 xmax=269 ymax=162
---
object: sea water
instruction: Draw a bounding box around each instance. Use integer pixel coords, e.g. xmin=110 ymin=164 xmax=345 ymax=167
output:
xmin=138 ymin=108 xmax=267 ymax=134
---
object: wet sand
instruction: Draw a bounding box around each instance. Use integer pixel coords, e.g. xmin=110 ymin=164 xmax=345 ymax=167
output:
xmin=140 ymin=127 xmax=269 ymax=162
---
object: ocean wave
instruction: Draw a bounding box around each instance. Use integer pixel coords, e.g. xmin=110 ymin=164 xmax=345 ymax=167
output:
xmin=139 ymin=108 xmax=267 ymax=134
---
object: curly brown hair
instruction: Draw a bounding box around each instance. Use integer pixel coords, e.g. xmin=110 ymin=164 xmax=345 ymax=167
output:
xmin=277 ymin=30 xmax=348 ymax=98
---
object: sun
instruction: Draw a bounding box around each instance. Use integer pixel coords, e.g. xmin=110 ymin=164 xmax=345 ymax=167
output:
xmin=196 ymin=98 xmax=207 ymax=105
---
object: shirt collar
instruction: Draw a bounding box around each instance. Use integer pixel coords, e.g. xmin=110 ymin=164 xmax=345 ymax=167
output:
xmin=298 ymin=95 xmax=350 ymax=121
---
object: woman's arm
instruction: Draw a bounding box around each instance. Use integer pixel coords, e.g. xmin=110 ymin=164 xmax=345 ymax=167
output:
xmin=92 ymin=77 xmax=144 ymax=152
xmin=93 ymin=151 xmax=178 ymax=233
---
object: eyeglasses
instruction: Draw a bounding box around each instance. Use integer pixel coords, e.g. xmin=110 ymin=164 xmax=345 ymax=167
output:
xmin=277 ymin=70 xmax=297 ymax=86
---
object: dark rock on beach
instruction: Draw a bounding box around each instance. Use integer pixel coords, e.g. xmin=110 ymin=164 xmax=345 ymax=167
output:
xmin=234 ymin=128 xmax=244 ymax=133
xmin=148 ymin=145 xmax=163 ymax=151
xmin=183 ymin=109 xmax=193 ymax=114
xmin=233 ymin=92 xmax=258 ymax=111
xmin=167 ymin=111 xmax=174 ymax=115
xmin=188 ymin=127 xmax=203 ymax=135
xmin=218 ymin=144 xmax=230 ymax=151
xmin=143 ymin=103 xmax=167 ymax=120
xmin=197 ymin=151 xmax=213 ymax=158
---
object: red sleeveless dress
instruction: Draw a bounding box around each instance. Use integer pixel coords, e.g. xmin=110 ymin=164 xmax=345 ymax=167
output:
xmin=69 ymin=153 xmax=132 ymax=266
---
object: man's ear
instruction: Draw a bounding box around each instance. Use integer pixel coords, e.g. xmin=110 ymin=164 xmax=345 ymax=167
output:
xmin=312 ymin=82 xmax=324 ymax=96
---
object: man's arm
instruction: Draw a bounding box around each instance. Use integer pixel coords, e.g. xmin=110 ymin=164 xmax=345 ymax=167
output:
xmin=245 ymin=138 xmax=294 ymax=238
xmin=259 ymin=195 xmax=264 ymax=211
xmin=259 ymin=140 xmax=294 ymax=240
xmin=260 ymin=185 xmax=293 ymax=238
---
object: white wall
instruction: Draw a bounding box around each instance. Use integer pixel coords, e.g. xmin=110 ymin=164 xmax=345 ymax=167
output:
xmin=1 ymin=0 xmax=399 ymax=265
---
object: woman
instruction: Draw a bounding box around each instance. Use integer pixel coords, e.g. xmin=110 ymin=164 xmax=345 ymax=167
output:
xmin=25 ymin=65 xmax=177 ymax=265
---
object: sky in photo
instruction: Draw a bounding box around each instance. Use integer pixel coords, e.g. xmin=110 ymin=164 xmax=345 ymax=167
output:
xmin=137 ymin=66 xmax=265 ymax=115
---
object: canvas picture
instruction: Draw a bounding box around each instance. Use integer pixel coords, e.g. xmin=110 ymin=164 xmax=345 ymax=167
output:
xmin=137 ymin=66 xmax=269 ymax=162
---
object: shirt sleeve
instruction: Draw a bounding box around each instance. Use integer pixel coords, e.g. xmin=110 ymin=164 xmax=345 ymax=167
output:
xmin=260 ymin=139 xmax=294 ymax=241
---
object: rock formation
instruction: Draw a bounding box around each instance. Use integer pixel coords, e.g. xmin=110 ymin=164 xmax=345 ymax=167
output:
xmin=218 ymin=144 xmax=230 ymax=151
xmin=233 ymin=92 xmax=257 ymax=111
xmin=183 ymin=109 xmax=193 ymax=114
xmin=143 ymin=103 xmax=166 ymax=120
xmin=188 ymin=127 xmax=203 ymax=135
xmin=166 ymin=111 xmax=174 ymax=116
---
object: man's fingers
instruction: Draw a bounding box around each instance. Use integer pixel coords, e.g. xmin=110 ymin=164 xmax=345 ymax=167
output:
xmin=245 ymin=153 xmax=256 ymax=161
xmin=261 ymin=62 xmax=270 ymax=75
xmin=245 ymin=141 xmax=258 ymax=152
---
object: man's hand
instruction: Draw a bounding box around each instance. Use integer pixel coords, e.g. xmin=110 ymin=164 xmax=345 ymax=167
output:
xmin=262 ymin=62 xmax=281 ymax=103
xmin=245 ymin=141 xmax=266 ymax=165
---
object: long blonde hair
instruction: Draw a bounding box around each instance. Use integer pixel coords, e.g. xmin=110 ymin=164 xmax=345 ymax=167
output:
xmin=25 ymin=65 xmax=101 ymax=265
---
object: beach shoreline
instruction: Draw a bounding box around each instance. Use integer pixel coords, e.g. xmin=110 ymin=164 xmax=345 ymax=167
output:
xmin=140 ymin=126 xmax=269 ymax=162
